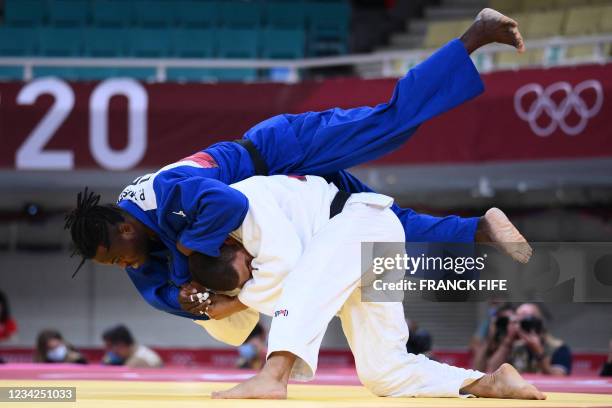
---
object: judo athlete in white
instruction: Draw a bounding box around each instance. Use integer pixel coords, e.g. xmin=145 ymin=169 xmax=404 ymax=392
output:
xmin=189 ymin=175 xmax=546 ymax=401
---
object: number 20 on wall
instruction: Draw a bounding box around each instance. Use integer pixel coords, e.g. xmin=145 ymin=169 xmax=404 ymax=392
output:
xmin=14 ymin=77 xmax=148 ymax=171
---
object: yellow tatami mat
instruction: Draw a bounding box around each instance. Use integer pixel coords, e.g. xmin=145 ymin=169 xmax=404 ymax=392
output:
xmin=1 ymin=380 xmax=611 ymax=408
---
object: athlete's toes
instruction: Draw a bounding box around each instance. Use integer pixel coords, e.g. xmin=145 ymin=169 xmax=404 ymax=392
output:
xmin=510 ymin=26 xmax=525 ymax=52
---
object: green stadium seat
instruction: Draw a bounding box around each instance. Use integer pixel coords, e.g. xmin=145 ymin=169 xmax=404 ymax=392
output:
xmin=600 ymin=6 xmax=612 ymax=33
xmin=166 ymin=68 xmax=218 ymax=82
xmin=85 ymin=28 xmax=128 ymax=56
xmin=0 ymin=27 xmax=39 ymax=55
xmin=129 ymin=28 xmax=172 ymax=57
xmin=489 ymin=0 xmax=518 ymax=13
xmin=171 ymin=28 xmax=216 ymax=58
xmin=519 ymin=0 xmax=555 ymax=11
xmin=175 ymin=0 xmax=220 ymax=27
xmin=524 ymin=10 xmax=565 ymax=38
xmin=216 ymin=28 xmax=259 ymax=58
xmin=261 ymin=28 xmax=305 ymax=59
xmin=134 ymin=0 xmax=174 ymax=27
xmin=564 ymin=6 xmax=602 ymax=36
xmin=33 ymin=67 xmax=77 ymax=79
xmin=552 ymin=0 xmax=591 ymax=9
xmin=424 ymin=20 xmax=469 ymax=49
xmin=305 ymin=0 xmax=351 ymax=56
xmin=0 ymin=66 xmax=25 ymax=81
xmin=48 ymin=0 xmax=90 ymax=26
xmin=214 ymin=68 xmax=258 ymax=82
xmin=219 ymin=1 xmax=262 ymax=28
xmin=264 ymin=1 xmax=306 ymax=28
xmin=39 ymin=27 xmax=84 ymax=56
xmin=114 ymin=67 xmax=157 ymax=81
xmin=91 ymin=0 xmax=133 ymax=26
xmin=72 ymin=67 xmax=119 ymax=80
xmin=4 ymin=0 xmax=46 ymax=26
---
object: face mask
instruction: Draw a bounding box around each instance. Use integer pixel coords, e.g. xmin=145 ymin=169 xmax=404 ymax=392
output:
xmin=47 ymin=344 xmax=68 ymax=362
xmin=104 ymin=351 xmax=125 ymax=366
xmin=238 ymin=343 xmax=257 ymax=360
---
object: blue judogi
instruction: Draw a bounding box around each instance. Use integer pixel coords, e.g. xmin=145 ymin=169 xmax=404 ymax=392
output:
xmin=117 ymin=39 xmax=483 ymax=320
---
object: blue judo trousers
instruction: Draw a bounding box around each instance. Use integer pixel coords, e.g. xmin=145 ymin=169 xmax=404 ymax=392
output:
xmin=117 ymin=39 xmax=484 ymax=319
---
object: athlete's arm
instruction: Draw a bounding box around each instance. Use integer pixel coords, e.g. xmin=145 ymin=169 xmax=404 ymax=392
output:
xmin=153 ymin=171 xmax=249 ymax=257
xmin=125 ymin=262 xmax=208 ymax=320
xmin=206 ymin=293 xmax=248 ymax=320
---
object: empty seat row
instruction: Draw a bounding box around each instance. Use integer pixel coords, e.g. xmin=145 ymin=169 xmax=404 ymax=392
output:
xmin=0 ymin=65 xmax=262 ymax=82
xmin=424 ymin=5 xmax=612 ymax=49
xmin=0 ymin=27 xmax=306 ymax=59
xmin=489 ymin=0 xmax=611 ymax=13
xmin=4 ymin=0 xmax=350 ymax=29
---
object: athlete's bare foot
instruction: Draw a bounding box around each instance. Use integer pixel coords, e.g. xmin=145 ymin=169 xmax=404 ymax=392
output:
xmin=212 ymin=351 xmax=294 ymax=399
xmin=460 ymin=8 xmax=525 ymax=54
xmin=461 ymin=363 xmax=546 ymax=400
xmin=211 ymin=371 xmax=287 ymax=399
xmin=476 ymin=207 xmax=533 ymax=263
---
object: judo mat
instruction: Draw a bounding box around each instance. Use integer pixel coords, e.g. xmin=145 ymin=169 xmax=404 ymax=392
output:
xmin=1 ymin=364 xmax=611 ymax=408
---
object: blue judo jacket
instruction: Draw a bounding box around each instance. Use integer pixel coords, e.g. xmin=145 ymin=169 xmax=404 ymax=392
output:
xmin=116 ymin=39 xmax=484 ymax=319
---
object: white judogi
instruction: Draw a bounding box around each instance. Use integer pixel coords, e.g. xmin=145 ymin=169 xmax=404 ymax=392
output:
xmin=195 ymin=175 xmax=484 ymax=397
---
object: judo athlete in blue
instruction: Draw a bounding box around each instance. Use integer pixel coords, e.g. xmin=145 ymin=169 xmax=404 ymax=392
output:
xmin=65 ymin=10 xmax=530 ymax=321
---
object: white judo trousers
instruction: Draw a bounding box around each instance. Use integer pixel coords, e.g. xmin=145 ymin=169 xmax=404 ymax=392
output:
xmin=196 ymin=175 xmax=484 ymax=397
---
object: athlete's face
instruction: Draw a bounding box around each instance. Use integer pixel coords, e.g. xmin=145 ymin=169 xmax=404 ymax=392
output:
xmin=231 ymin=245 xmax=254 ymax=289
xmin=93 ymin=221 xmax=149 ymax=269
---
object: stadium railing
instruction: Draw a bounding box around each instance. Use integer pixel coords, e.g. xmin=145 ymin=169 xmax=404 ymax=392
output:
xmin=0 ymin=34 xmax=610 ymax=83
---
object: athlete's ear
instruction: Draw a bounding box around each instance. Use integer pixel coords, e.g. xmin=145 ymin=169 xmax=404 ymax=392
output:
xmin=224 ymin=236 xmax=239 ymax=246
xmin=117 ymin=222 xmax=136 ymax=237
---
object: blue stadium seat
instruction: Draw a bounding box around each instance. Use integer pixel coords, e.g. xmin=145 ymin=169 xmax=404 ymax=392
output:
xmin=216 ymin=28 xmax=259 ymax=58
xmin=264 ymin=0 xmax=306 ymax=28
xmin=4 ymin=0 xmax=46 ymax=26
xmin=214 ymin=68 xmax=258 ymax=82
xmin=134 ymin=0 xmax=174 ymax=27
xmin=48 ymin=0 xmax=90 ymax=26
xmin=128 ymin=28 xmax=172 ymax=57
xmin=114 ymin=67 xmax=157 ymax=81
xmin=33 ymin=67 xmax=77 ymax=79
xmin=85 ymin=28 xmax=128 ymax=56
xmin=219 ymin=1 xmax=262 ymax=28
xmin=261 ymin=28 xmax=305 ymax=59
xmin=172 ymin=28 xmax=215 ymax=58
xmin=166 ymin=68 xmax=218 ymax=82
xmin=176 ymin=0 xmax=220 ymax=27
xmin=91 ymin=0 xmax=133 ymax=26
xmin=306 ymin=0 xmax=351 ymax=56
xmin=72 ymin=67 xmax=119 ymax=80
xmin=0 ymin=27 xmax=39 ymax=56
xmin=39 ymin=27 xmax=84 ymax=56
xmin=0 ymin=67 xmax=25 ymax=81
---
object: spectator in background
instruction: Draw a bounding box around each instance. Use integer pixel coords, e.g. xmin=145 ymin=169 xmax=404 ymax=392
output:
xmin=34 ymin=329 xmax=87 ymax=364
xmin=473 ymin=303 xmax=516 ymax=371
xmin=102 ymin=325 xmax=162 ymax=368
xmin=0 ymin=291 xmax=18 ymax=343
xmin=485 ymin=303 xmax=572 ymax=376
xmin=601 ymin=340 xmax=612 ymax=377
xmin=236 ymin=324 xmax=266 ymax=370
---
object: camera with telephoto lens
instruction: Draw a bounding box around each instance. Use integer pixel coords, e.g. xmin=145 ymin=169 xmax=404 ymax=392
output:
xmin=494 ymin=315 xmax=510 ymax=342
xmin=520 ymin=316 xmax=543 ymax=334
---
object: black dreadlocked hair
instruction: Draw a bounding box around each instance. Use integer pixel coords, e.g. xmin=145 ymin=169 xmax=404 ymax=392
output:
xmin=64 ymin=187 xmax=125 ymax=278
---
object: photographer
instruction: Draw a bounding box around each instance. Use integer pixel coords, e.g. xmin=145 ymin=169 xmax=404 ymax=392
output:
xmin=485 ymin=303 xmax=572 ymax=376
xmin=473 ymin=303 xmax=515 ymax=372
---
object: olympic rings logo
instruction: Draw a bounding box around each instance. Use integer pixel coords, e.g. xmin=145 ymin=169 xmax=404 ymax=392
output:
xmin=513 ymin=80 xmax=603 ymax=137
